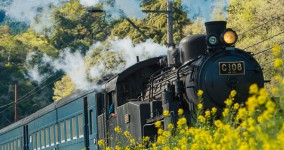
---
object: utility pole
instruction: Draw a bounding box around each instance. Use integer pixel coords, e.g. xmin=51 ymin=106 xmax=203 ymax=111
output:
xmin=167 ymin=0 xmax=174 ymax=47
xmin=14 ymin=83 xmax=18 ymax=122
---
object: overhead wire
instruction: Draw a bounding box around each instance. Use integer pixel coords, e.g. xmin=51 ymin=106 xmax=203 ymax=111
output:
xmin=0 ymin=75 xmax=62 ymax=115
xmin=243 ymin=31 xmax=284 ymax=50
xmin=254 ymin=41 xmax=284 ymax=56
xmin=238 ymin=14 xmax=284 ymax=37
xmin=0 ymin=72 xmax=60 ymax=112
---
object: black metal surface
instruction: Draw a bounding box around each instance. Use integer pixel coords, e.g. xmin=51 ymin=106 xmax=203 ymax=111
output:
xmin=23 ymin=125 xmax=29 ymax=150
xmin=179 ymin=34 xmax=207 ymax=63
xmin=185 ymin=49 xmax=264 ymax=114
xmin=205 ymin=21 xmax=227 ymax=49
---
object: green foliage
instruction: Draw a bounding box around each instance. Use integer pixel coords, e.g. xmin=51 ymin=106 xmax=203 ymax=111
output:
xmin=50 ymin=0 xmax=110 ymax=54
xmin=53 ymin=75 xmax=75 ymax=101
xmin=182 ymin=17 xmax=205 ymax=35
xmin=211 ymin=0 xmax=228 ymax=21
xmin=111 ymin=0 xmax=190 ymax=45
xmin=0 ymin=25 xmax=57 ymax=127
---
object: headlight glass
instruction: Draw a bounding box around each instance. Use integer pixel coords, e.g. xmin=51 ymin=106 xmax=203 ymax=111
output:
xmin=222 ymin=29 xmax=238 ymax=45
xmin=209 ymin=36 xmax=217 ymax=45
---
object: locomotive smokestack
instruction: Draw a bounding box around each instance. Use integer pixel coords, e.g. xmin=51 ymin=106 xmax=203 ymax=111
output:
xmin=205 ymin=21 xmax=227 ymax=49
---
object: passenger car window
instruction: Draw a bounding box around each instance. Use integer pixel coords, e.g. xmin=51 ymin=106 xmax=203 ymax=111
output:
xmin=60 ymin=121 xmax=65 ymax=143
xmin=72 ymin=116 xmax=77 ymax=139
xmin=66 ymin=119 xmax=71 ymax=141
xmin=78 ymin=114 xmax=84 ymax=138
xmin=50 ymin=125 xmax=54 ymax=146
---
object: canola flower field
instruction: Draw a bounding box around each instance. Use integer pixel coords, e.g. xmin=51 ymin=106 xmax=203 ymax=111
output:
xmin=98 ymin=45 xmax=284 ymax=150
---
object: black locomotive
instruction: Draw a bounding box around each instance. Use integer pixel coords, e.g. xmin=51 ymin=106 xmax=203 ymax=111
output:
xmin=0 ymin=21 xmax=264 ymax=150
xmin=99 ymin=21 xmax=264 ymax=147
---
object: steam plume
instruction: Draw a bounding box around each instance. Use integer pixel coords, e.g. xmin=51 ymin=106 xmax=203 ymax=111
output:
xmin=25 ymin=38 xmax=167 ymax=91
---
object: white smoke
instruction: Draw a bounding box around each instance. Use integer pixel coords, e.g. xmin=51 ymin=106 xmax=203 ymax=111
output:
xmin=5 ymin=0 xmax=66 ymax=33
xmin=108 ymin=38 xmax=166 ymax=68
xmin=24 ymin=52 xmax=49 ymax=84
xmin=42 ymin=49 xmax=95 ymax=91
xmin=88 ymin=37 xmax=167 ymax=81
xmin=25 ymin=38 xmax=167 ymax=91
xmin=25 ymin=65 xmax=48 ymax=84
xmin=88 ymin=38 xmax=167 ymax=79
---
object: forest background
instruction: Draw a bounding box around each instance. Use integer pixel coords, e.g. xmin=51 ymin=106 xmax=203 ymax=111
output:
xmin=0 ymin=0 xmax=283 ymax=128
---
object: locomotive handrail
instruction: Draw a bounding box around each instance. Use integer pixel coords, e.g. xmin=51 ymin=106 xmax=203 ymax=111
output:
xmin=150 ymin=67 xmax=172 ymax=100
xmin=177 ymin=56 xmax=202 ymax=81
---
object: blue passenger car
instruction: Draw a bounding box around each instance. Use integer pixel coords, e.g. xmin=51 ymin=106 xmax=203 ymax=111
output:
xmin=0 ymin=90 xmax=98 ymax=150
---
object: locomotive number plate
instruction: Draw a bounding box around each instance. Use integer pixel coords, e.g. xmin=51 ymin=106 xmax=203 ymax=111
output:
xmin=219 ymin=61 xmax=245 ymax=75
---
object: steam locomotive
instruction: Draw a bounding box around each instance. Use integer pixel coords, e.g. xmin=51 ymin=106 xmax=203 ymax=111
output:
xmin=0 ymin=21 xmax=264 ymax=150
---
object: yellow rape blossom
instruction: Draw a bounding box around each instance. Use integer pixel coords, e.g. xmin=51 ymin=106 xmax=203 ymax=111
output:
xmin=214 ymin=120 xmax=223 ymax=128
xmin=106 ymin=147 xmax=111 ymax=150
xmin=230 ymin=90 xmax=237 ymax=97
xmin=163 ymin=110 xmax=170 ymax=117
xmin=197 ymin=103 xmax=203 ymax=109
xmin=225 ymin=99 xmax=233 ymax=106
xmin=249 ymin=84 xmax=259 ymax=94
xmin=233 ymin=103 xmax=240 ymax=110
xmin=272 ymin=44 xmax=281 ymax=56
xmin=155 ymin=121 xmax=162 ymax=128
xmin=114 ymin=126 xmax=121 ymax=133
xmin=197 ymin=89 xmax=204 ymax=96
xmin=162 ymin=146 xmax=171 ymax=150
xmin=168 ymin=123 xmax=174 ymax=130
xmin=198 ymin=115 xmax=206 ymax=123
xmin=158 ymin=128 xmax=163 ymax=135
xmin=257 ymin=95 xmax=267 ymax=105
xmin=163 ymin=131 xmax=171 ymax=137
xmin=98 ymin=140 xmax=104 ymax=147
xmin=205 ymin=110 xmax=211 ymax=118
xmin=211 ymin=107 xmax=217 ymax=115
xmin=124 ymin=131 xmax=131 ymax=138
xmin=177 ymin=117 xmax=187 ymax=128
xmin=130 ymin=139 xmax=135 ymax=144
xmin=125 ymin=146 xmax=130 ymax=150
xmin=246 ymin=96 xmax=258 ymax=112
xmin=274 ymin=75 xmax=281 ymax=80
xmin=178 ymin=108 xmax=184 ymax=115
xmin=115 ymin=145 xmax=122 ymax=150
xmin=222 ymin=108 xmax=229 ymax=117
xmin=142 ymin=136 xmax=150 ymax=142
xmin=274 ymin=58 xmax=283 ymax=68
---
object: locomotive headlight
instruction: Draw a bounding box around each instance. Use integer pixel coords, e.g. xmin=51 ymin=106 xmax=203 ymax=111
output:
xmin=221 ymin=29 xmax=238 ymax=46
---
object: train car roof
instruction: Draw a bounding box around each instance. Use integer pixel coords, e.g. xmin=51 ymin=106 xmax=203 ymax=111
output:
xmin=0 ymin=89 xmax=96 ymax=134
xmin=105 ymin=56 xmax=164 ymax=92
